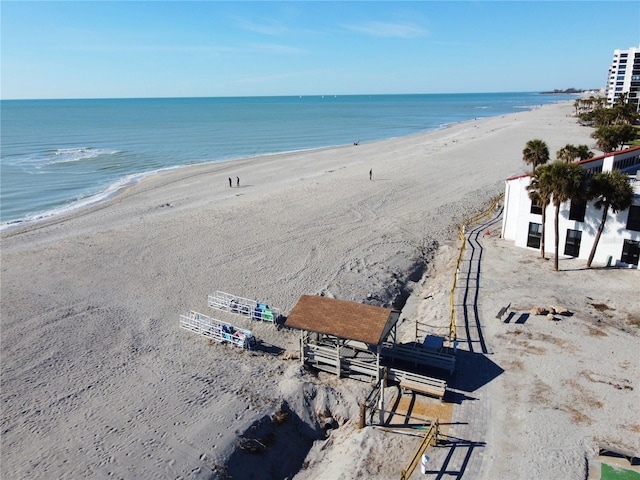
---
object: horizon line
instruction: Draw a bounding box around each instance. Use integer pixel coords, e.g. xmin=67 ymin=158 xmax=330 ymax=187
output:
xmin=0 ymin=89 xmax=596 ymax=102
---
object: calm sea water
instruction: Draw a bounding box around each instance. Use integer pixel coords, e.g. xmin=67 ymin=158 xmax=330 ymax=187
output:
xmin=0 ymin=93 xmax=576 ymax=227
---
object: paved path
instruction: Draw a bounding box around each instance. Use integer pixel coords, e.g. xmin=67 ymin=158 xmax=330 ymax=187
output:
xmin=423 ymin=210 xmax=503 ymax=480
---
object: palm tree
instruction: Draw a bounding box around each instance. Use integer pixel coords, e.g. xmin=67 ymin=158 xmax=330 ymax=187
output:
xmin=556 ymin=144 xmax=580 ymax=163
xmin=612 ymin=92 xmax=640 ymax=125
xmin=527 ymin=164 xmax=553 ymax=258
xmin=522 ymin=139 xmax=550 ymax=174
xmin=556 ymin=144 xmax=594 ymax=163
xmin=575 ymin=144 xmax=593 ymax=161
xmin=586 ymin=170 xmax=634 ymax=268
xmin=546 ymin=162 xmax=586 ymax=270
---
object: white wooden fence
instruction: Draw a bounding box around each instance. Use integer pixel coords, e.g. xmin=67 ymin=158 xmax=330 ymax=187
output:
xmin=180 ymin=311 xmax=256 ymax=349
xmin=207 ymin=290 xmax=281 ymax=322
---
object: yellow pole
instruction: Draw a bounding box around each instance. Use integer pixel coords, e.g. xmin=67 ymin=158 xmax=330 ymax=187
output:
xmin=399 ymin=420 xmax=439 ymax=480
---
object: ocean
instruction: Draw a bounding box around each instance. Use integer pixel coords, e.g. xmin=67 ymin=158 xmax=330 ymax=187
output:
xmin=0 ymin=92 xmax=577 ymax=228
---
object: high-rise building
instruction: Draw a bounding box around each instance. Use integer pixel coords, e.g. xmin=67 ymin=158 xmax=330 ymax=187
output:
xmin=606 ymin=46 xmax=640 ymax=112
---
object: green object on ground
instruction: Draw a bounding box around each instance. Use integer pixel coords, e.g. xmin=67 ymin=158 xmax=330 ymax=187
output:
xmin=601 ymin=463 xmax=640 ymax=480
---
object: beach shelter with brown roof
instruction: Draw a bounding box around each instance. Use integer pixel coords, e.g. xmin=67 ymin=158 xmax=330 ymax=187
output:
xmin=284 ymin=295 xmax=401 ymax=380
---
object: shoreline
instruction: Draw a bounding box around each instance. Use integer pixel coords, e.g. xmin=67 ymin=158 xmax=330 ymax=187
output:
xmin=0 ymin=142 xmax=384 ymax=232
xmin=0 ymin=120 xmax=471 ymax=232
xmin=4 ymin=99 xmax=625 ymax=479
xmin=0 ymin=97 xmax=570 ymax=232
xmin=0 ymin=129 xmax=440 ymax=233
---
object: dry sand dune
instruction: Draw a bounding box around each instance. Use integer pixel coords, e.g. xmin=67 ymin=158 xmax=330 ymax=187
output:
xmin=2 ymin=100 xmax=638 ymax=479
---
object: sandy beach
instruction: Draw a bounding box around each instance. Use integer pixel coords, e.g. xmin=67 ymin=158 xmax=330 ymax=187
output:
xmin=2 ymin=100 xmax=638 ymax=479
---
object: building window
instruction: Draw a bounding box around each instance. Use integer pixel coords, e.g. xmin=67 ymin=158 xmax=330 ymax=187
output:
xmin=564 ymin=229 xmax=582 ymax=257
xmin=530 ymin=199 xmax=543 ymax=215
xmin=569 ymin=199 xmax=586 ymax=222
xmin=621 ymin=239 xmax=640 ymax=266
xmin=527 ymin=222 xmax=542 ymax=248
xmin=613 ymin=154 xmax=640 ymax=170
xmin=627 ymin=205 xmax=640 ymax=231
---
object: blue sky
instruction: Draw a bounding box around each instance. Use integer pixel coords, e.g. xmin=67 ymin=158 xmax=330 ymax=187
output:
xmin=2 ymin=1 xmax=639 ymax=99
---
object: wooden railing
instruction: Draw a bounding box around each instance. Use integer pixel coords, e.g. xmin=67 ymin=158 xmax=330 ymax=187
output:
xmin=304 ymin=344 xmax=446 ymax=399
xmin=399 ymin=420 xmax=440 ymax=480
xmin=382 ymin=343 xmax=455 ymax=375
xmin=449 ymin=194 xmax=503 ymax=340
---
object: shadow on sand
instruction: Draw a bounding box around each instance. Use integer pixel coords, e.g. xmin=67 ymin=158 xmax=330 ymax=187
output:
xmin=447 ymin=348 xmax=504 ymax=395
xmin=224 ymin=402 xmax=324 ymax=480
xmin=253 ymin=341 xmax=285 ymax=356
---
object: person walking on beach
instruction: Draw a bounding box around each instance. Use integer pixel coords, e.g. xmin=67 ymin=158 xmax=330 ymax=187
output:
xmin=228 ymin=177 xmax=232 ymax=188
xmin=369 ymin=169 xmax=372 ymax=180
xmin=236 ymin=176 xmax=240 ymax=187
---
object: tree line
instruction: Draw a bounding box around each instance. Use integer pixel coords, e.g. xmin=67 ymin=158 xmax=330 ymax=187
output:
xmin=575 ymin=92 xmax=639 ymax=152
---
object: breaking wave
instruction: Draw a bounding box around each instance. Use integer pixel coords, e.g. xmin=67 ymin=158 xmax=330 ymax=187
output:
xmin=46 ymin=147 xmax=121 ymax=166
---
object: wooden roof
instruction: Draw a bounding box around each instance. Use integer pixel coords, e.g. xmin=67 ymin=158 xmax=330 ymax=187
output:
xmin=284 ymin=295 xmax=400 ymax=345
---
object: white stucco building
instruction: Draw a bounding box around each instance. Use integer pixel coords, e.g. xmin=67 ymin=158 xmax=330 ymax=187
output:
xmin=605 ymin=46 xmax=640 ymax=112
xmin=501 ymin=146 xmax=640 ymax=268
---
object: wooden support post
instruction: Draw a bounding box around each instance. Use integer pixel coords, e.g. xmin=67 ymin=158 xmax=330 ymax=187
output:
xmin=359 ymin=403 xmax=366 ymax=429
xmin=378 ymin=374 xmax=385 ymax=425
xmin=336 ymin=339 xmax=341 ymax=378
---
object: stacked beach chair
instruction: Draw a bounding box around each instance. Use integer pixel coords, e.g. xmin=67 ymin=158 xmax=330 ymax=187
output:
xmin=179 ymin=310 xmax=256 ymax=350
xmin=180 ymin=291 xmax=282 ymax=350
xmin=207 ymin=291 xmax=281 ymax=323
